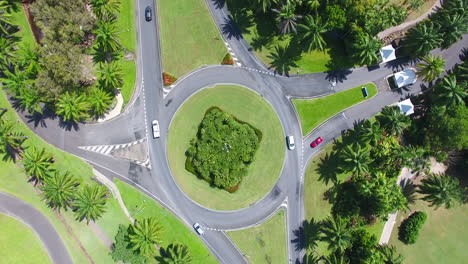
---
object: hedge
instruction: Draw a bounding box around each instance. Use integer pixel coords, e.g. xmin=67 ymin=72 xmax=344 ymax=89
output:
xmin=398 ymin=211 xmax=427 ymax=244
xmin=221 ymin=53 xmax=234 ymax=65
xmin=162 ymin=72 xmax=178 ymax=86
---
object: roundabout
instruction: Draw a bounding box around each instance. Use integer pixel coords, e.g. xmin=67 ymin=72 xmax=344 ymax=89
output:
xmin=167 ymin=85 xmax=285 ymax=211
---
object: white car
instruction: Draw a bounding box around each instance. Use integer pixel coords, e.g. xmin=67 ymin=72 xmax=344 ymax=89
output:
xmin=286 ymin=136 xmax=295 ymax=150
xmin=193 ymin=223 xmax=204 ymax=235
xmin=152 ymin=120 xmax=160 ymax=138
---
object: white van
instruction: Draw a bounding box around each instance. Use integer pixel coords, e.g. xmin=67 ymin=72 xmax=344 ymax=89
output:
xmin=287 ymin=136 xmax=295 ymax=150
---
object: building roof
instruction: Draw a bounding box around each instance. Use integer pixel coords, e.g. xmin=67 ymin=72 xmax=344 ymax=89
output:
xmin=380 ymin=45 xmax=396 ymax=63
xmin=394 ymin=68 xmax=417 ymax=88
xmin=396 ymin=99 xmax=414 ymax=116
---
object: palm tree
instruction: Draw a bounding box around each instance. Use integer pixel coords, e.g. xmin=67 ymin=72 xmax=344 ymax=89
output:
xmin=418 ymin=173 xmax=465 ymax=209
xmin=157 ymin=243 xmax=192 ymax=264
xmin=0 ymin=9 xmax=13 ymax=35
xmin=16 ymin=87 xmax=43 ymax=114
xmin=362 ymin=121 xmax=383 ymax=146
xmin=0 ymin=36 xmax=16 ymax=70
xmin=438 ymin=14 xmax=467 ymax=49
xmin=404 ymin=22 xmax=442 ymax=56
xmin=55 ymin=92 xmax=89 ymax=122
xmin=267 ymin=45 xmax=300 ymax=75
xmin=303 ymin=252 xmax=322 ymax=264
xmin=73 ymin=184 xmax=108 ymax=223
xmin=376 ymin=106 xmax=410 ymax=136
xmin=433 ymin=74 xmax=467 ymax=107
xmin=21 ymin=147 xmax=54 ymax=183
xmin=340 ymin=143 xmax=370 ymax=176
xmin=88 ymin=88 xmax=113 ymax=118
xmin=98 ymin=62 xmax=123 ymax=91
xmin=93 ymin=20 xmax=121 ymax=54
xmin=401 ymin=145 xmax=430 ymax=174
xmin=40 ymin=171 xmax=79 ymax=211
xmin=252 ymin=0 xmax=278 ymax=13
xmin=129 ymin=218 xmax=163 ymax=256
xmin=272 ymin=3 xmax=302 ymax=34
xmin=18 ymin=44 xmax=41 ymax=77
xmin=320 ymin=216 xmax=352 ymax=253
xmin=377 ymin=244 xmax=404 ymax=264
xmin=90 ymin=0 xmax=121 ymax=20
xmin=352 ymin=33 xmax=382 ymax=66
xmin=0 ymin=119 xmax=27 ymax=160
xmin=323 ymin=251 xmax=349 ymax=264
xmin=0 ymin=0 xmax=20 ymax=13
xmin=0 ymin=65 xmax=31 ymax=96
xmin=417 ymin=55 xmax=446 ymax=82
xmin=297 ymin=15 xmax=327 ymax=52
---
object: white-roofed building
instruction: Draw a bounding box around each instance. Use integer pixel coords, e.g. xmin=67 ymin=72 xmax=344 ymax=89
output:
xmin=396 ymin=99 xmax=415 ymax=116
xmin=393 ymin=68 xmax=417 ymax=88
xmin=380 ymin=45 xmax=397 ymax=63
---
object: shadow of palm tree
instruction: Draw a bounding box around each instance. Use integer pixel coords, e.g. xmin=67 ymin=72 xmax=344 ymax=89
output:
xmin=316 ymin=151 xmax=343 ymax=185
xmin=211 ymin=0 xmax=225 ymax=9
xmin=291 ymin=218 xmax=322 ymax=251
xmin=267 ymin=44 xmax=301 ymax=76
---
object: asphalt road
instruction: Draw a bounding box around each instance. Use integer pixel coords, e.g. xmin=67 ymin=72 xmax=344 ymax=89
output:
xmin=10 ymin=0 xmax=468 ymax=263
xmin=0 ymin=192 xmax=73 ymax=264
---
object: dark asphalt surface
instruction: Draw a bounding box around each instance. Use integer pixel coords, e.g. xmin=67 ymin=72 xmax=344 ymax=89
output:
xmin=0 ymin=192 xmax=73 ymax=264
xmin=10 ymin=0 xmax=468 ymax=262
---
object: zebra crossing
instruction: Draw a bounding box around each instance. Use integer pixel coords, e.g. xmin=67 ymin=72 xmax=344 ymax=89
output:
xmin=134 ymin=158 xmax=151 ymax=169
xmin=224 ymin=42 xmax=242 ymax=67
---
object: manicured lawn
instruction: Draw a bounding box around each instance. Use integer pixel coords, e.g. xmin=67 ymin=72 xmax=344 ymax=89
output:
xmin=303 ymin=142 xmax=384 ymax=255
xmin=157 ymin=0 xmax=226 ymax=77
xmin=389 ymin=197 xmax=468 ymax=263
xmin=0 ymin=214 xmax=51 ymax=264
xmin=293 ymin=83 xmax=378 ymax=136
xmin=11 ymin=5 xmax=36 ymax=47
xmin=167 ymin=85 xmax=285 ymax=210
xmin=114 ymin=179 xmax=218 ymax=264
xmin=119 ymin=60 xmax=136 ymax=105
xmin=228 ymin=210 xmax=287 ymax=264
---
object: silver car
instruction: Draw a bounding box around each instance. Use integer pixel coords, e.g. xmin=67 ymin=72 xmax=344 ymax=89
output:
xmin=193 ymin=223 xmax=204 ymax=235
xmin=152 ymin=120 xmax=160 ymax=138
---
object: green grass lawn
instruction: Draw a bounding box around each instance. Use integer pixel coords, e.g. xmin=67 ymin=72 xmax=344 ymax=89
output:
xmin=293 ymin=83 xmax=378 ymax=136
xmin=0 ymin=214 xmax=51 ymax=264
xmin=157 ymin=0 xmax=226 ymax=77
xmin=119 ymin=60 xmax=136 ymax=105
xmin=303 ymin=142 xmax=384 ymax=255
xmin=11 ymin=5 xmax=36 ymax=47
xmin=114 ymin=179 xmax=218 ymax=264
xmin=389 ymin=197 xmax=468 ymax=263
xmin=167 ymin=85 xmax=285 ymax=210
xmin=228 ymin=210 xmax=287 ymax=264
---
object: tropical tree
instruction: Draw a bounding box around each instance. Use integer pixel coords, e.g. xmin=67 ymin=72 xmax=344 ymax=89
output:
xmin=340 ymin=143 xmax=370 ymax=176
xmin=16 ymin=87 xmax=43 ymax=115
xmin=88 ymin=88 xmax=113 ymax=118
xmin=433 ymin=74 xmax=467 ymax=107
xmin=0 ymin=0 xmax=20 ymax=13
xmin=362 ymin=121 xmax=383 ymax=146
xmin=40 ymin=171 xmax=79 ymax=211
xmin=303 ymin=252 xmax=322 ymax=264
xmin=267 ymin=44 xmax=300 ymax=75
xmin=418 ymin=173 xmax=465 ymax=209
xmin=376 ymin=106 xmax=411 ymax=136
xmin=404 ymin=22 xmax=442 ymax=56
xmin=129 ymin=218 xmax=163 ymax=256
xmin=272 ymin=2 xmax=302 ymax=34
xmin=298 ymin=15 xmax=327 ymax=52
xmin=320 ymin=216 xmax=352 ymax=253
xmin=438 ymin=14 xmax=467 ymax=49
xmin=98 ymin=62 xmax=123 ymax=91
xmin=0 ymin=36 xmax=16 ymax=70
xmin=55 ymin=92 xmax=89 ymax=122
xmin=90 ymin=0 xmax=121 ymax=20
xmin=0 ymin=8 xmax=14 ymax=35
xmin=0 ymin=118 xmax=27 ymax=160
xmin=94 ymin=19 xmax=121 ymax=53
xmin=323 ymin=251 xmax=349 ymax=264
xmin=73 ymin=184 xmax=108 ymax=223
xmin=303 ymin=218 xmax=321 ymax=251
xmin=18 ymin=44 xmax=41 ymax=77
xmin=252 ymin=0 xmax=278 ymax=13
xmin=352 ymin=33 xmax=382 ymax=66
xmin=21 ymin=147 xmax=54 ymax=183
xmin=377 ymin=244 xmax=404 ymax=264
xmin=0 ymin=65 xmax=31 ymax=96
xmin=416 ymin=55 xmax=446 ymax=82
xmin=401 ymin=145 xmax=430 ymax=174
xmin=157 ymin=243 xmax=192 ymax=264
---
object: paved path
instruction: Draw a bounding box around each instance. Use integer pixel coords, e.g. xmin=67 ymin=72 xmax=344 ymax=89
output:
xmin=0 ymin=192 xmax=73 ymax=264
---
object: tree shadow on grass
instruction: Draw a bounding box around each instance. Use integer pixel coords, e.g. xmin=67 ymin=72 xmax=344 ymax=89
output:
xmin=267 ymin=42 xmax=302 ymax=76
xmin=316 ymin=151 xmax=343 ymax=185
xmin=291 ymin=218 xmax=322 ymax=252
xmin=211 ymin=0 xmax=225 ymax=9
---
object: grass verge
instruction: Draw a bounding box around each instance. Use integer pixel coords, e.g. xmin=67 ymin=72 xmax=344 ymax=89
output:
xmin=167 ymin=85 xmax=285 ymax=210
xmin=119 ymin=60 xmax=136 ymax=105
xmin=228 ymin=210 xmax=287 ymax=264
xmin=389 ymin=197 xmax=468 ymax=263
xmin=11 ymin=4 xmax=35 ymax=47
xmin=293 ymin=83 xmax=378 ymax=136
xmin=114 ymin=179 xmax=218 ymax=263
xmin=157 ymin=0 xmax=226 ymax=77
xmin=0 ymin=214 xmax=51 ymax=264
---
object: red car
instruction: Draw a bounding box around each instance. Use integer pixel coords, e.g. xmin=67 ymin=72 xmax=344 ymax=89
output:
xmin=310 ymin=137 xmax=323 ymax=148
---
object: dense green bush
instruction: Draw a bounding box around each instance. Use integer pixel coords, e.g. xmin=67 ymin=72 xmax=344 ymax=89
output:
xmin=110 ymin=225 xmax=148 ymax=264
xmin=185 ymin=107 xmax=261 ymax=190
xmin=398 ymin=211 xmax=427 ymax=244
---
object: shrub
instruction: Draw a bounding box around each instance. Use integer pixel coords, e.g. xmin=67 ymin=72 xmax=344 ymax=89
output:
xmin=185 ymin=107 xmax=261 ymax=190
xmin=398 ymin=211 xmax=427 ymax=244
xmin=162 ymin=72 xmax=178 ymax=86
xmin=221 ymin=53 xmax=234 ymax=65
xmin=110 ymin=225 xmax=148 ymax=264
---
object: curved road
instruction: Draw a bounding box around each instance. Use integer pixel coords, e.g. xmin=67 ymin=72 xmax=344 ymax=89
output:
xmin=11 ymin=0 xmax=468 ymax=263
xmin=0 ymin=192 xmax=73 ymax=264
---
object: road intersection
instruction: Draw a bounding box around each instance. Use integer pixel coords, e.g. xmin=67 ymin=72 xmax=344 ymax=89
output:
xmin=11 ymin=0 xmax=467 ymax=263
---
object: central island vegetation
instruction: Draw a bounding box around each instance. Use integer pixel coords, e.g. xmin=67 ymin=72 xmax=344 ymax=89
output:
xmin=186 ymin=107 xmax=261 ymax=190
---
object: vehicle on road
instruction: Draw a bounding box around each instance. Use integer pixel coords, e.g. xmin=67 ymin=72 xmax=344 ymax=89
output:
xmin=310 ymin=137 xmax=323 ymax=148
xmin=193 ymin=223 xmax=204 ymax=235
xmin=286 ymin=136 xmax=295 ymax=150
xmin=152 ymin=120 xmax=160 ymax=138
xmin=145 ymin=6 xmax=152 ymax=21
xmin=362 ymin=86 xmax=368 ymax=98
